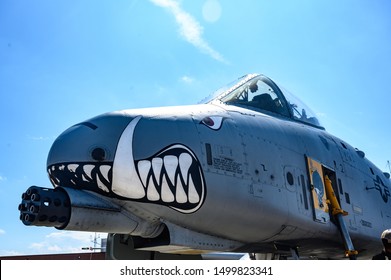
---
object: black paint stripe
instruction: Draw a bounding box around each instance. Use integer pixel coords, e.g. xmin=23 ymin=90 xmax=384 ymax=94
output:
xmin=73 ymin=122 xmax=98 ymax=130
xmin=205 ymin=143 xmax=212 ymax=165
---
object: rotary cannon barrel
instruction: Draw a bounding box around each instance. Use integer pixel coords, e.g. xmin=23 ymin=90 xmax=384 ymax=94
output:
xmin=19 ymin=186 xmax=71 ymax=229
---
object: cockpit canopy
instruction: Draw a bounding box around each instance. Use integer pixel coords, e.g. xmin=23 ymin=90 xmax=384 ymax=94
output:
xmin=204 ymin=74 xmax=323 ymax=129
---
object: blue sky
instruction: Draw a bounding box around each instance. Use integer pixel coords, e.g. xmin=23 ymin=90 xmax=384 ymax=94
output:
xmin=0 ymin=0 xmax=390 ymax=256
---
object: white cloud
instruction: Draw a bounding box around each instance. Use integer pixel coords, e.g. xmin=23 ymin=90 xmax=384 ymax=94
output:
xmin=0 ymin=175 xmax=6 ymax=182
xmin=181 ymin=75 xmax=194 ymax=83
xmin=29 ymin=241 xmax=83 ymax=254
xmin=150 ymin=0 xmax=227 ymax=63
xmin=47 ymin=245 xmax=62 ymax=252
xmin=316 ymin=112 xmax=327 ymax=117
xmin=46 ymin=231 xmax=98 ymax=243
xmin=0 ymin=229 xmax=5 ymax=235
xmin=27 ymin=231 xmax=108 ymax=254
xmin=29 ymin=242 xmax=45 ymax=250
xmin=27 ymin=135 xmax=50 ymax=141
xmin=0 ymin=250 xmax=24 ymax=256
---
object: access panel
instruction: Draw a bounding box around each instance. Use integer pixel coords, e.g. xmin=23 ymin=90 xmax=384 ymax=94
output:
xmin=306 ymin=157 xmax=330 ymax=223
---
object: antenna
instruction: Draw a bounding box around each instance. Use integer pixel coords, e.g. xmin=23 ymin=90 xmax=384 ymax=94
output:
xmin=92 ymin=232 xmax=100 ymax=248
xmin=81 ymin=232 xmax=103 ymax=251
xmin=387 ymin=160 xmax=391 ymax=174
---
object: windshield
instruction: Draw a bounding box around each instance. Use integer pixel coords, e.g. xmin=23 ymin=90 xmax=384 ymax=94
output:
xmin=279 ymin=86 xmax=322 ymax=128
xmin=205 ymin=74 xmax=323 ymax=129
xmin=220 ymin=75 xmax=291 ymax=117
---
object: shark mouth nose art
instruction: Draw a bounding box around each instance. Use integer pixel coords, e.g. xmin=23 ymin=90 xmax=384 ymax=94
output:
xmin=48 ymin=163 xmax=112 ymax=193
xmin=135 ymin=144 xmax=206 ymax=213
xmin=47 ymin=116 xmax=206 ymax=214
xmin=111 ymin=116 xmax=206 ymax=213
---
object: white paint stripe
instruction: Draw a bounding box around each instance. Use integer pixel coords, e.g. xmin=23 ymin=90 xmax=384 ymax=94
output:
xmin=112 ymin=116 xmax=146 ymax=199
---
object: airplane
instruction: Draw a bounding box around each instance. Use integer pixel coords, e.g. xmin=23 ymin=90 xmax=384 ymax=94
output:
xmin=18 ymin=73 xmax=391 ymax=259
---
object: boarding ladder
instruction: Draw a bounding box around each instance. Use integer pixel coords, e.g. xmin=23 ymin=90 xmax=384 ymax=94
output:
xmin=324 ymin=175 xmax=358 ymax=259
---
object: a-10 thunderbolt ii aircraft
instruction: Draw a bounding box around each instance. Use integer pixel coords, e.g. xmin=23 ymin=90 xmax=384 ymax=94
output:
xmin=19 ymin=73 xmax=390 ymax=259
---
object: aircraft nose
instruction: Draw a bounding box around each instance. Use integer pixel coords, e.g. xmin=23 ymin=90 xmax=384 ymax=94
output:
xmin=46 ymin=113 xmax=134 ymax=192
xmin=46 ymin=111 xmax=206 ymax=214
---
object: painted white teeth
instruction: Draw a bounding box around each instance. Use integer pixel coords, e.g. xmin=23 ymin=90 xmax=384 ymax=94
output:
xmin=82 ymin=174 xmax=88 ymax=182
xmin=99 ymin=165 xmax=111 ymax=183
xmin=137 ymin=152 xmax=201 ymax=204
xmin=83 ymin=165 xmax=94 ymax=181
xmin=48 ymin=167 xmax=59 ymax=186
xmin=138 ymin=160 xmax=151 ymax=188
xmin=67 ymin=164 xmax=79 ymax=173
xmin=164 ymin=155 xmax=178 ymax=185
xmin=179 ymin=153 xmax=192 ymax=183
xmin=188 ymin=175 xmax=200 ymax=204
xmin=147 ymin=180 xmax=160 ymax=201
xmin=152 ymin=158 xmax=163 ymax=183
xmin=49 ymin=175 xmax=59 ymax=187
xmin=161 ymin=176 xmax=175 ymax=202
xmin=175 ymin=174 xmax=187 ymax=204
xmin=49 ymin=132 xmax=204 ymax=212
xmin=109 ymin=116 xmax=204 ymax=212
xmin=96 ymin=173 xmax=109 ymax=193
xmin=50 ymin=163 xmax=113 ymax=192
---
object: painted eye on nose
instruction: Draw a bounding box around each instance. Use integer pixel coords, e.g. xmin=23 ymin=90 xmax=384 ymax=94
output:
xmin=202 ymin=117 xmax=215 ymax=127
xmin=201 ymin=116 xmax=224 ymax=130
xmin=91 ymin=147 xmax=106 ymax=161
